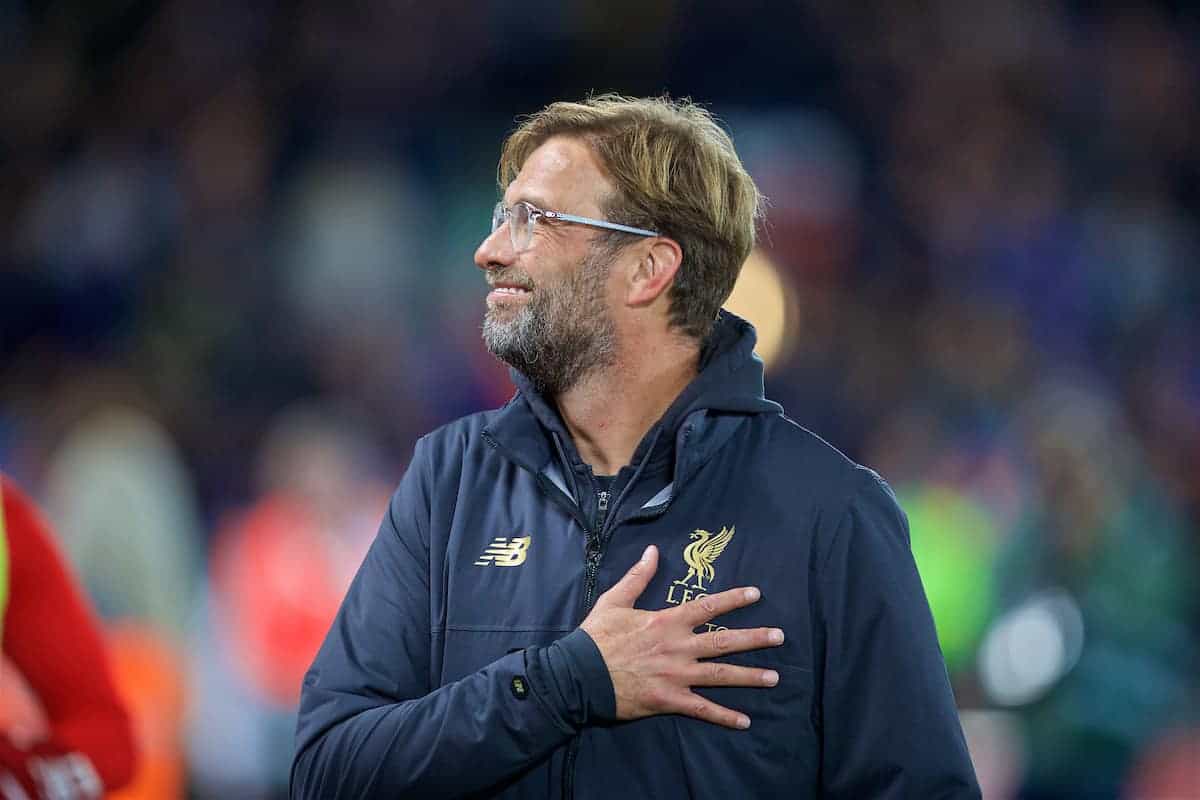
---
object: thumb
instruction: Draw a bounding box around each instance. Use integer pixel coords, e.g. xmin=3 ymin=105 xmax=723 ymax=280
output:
xmin=594 ymin=545 xmax=658 ymax=609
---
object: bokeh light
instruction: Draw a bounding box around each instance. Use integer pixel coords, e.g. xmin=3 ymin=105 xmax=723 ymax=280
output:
xmin=722 ymin=248 xmax=796 ymax=372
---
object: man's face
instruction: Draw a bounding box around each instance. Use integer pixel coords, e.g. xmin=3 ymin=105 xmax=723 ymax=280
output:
xmin=474 ymin=136 xmax=622 ymax=396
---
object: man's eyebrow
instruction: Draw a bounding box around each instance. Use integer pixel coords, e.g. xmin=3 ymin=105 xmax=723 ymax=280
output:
xmin=504 ymin=192 xmax=555 ymax=211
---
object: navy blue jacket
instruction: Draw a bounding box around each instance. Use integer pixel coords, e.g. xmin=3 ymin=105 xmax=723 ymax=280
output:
xmin=292 ymin=312 xmax=981 ymax=798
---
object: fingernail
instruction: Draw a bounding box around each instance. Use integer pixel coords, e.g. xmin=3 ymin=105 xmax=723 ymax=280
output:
xmin=743 ymin=587 xmax=761 ymax=602
xmin=737 ymin=715 xmax=751 ymax=729
xmin=763 ymin=670 xmax=779 ymax=686
xmin=641 ymin=545 xmax=654 ymax=562
xmin=769 ymin=629 xmax=784 ymax=644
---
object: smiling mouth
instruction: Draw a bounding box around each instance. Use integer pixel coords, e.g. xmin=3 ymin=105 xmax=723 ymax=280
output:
xmin=490 ymin=286 xmax=531 ymax=295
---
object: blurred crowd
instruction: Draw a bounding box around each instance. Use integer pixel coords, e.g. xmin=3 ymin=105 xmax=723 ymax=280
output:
xmin=1 ymin=1 xmax=1197 ymax=798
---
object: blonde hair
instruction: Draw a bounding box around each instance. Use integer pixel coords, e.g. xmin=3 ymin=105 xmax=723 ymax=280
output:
xmin=498 ymin=94 xmax=763 ymax=340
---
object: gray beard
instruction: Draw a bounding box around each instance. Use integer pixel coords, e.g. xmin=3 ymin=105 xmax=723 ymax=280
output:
xmin=482 ymin=248 xmax=617 ymax=397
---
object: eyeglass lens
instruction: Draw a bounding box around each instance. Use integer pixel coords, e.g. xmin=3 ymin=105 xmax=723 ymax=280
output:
xmin=492 ymin=202 xmax=533 ymax=251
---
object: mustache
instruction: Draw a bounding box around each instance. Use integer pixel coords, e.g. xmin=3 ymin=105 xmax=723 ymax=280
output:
xmin=487 ymin=270 xmax=535 ymax=290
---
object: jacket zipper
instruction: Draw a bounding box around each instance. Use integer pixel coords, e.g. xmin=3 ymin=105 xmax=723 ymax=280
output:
xmin=563 ymin=487 xmax=609 ymax=799
xmin=582 ymin=492 xmax=609 ymax=607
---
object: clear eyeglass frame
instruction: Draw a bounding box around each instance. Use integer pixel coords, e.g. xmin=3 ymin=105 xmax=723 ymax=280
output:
xmin=491 ymin=200 xmax=659 ymax=252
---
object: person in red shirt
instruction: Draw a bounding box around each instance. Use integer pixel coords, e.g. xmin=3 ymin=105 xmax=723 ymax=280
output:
xmin=0 ymin=474 xmax=138 ymax=799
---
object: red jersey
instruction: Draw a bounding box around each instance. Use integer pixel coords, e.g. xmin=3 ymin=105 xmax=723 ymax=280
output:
xmin=0 ymin=475 xmax=138 ymax=799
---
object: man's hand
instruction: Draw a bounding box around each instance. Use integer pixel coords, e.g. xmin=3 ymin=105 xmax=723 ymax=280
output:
xmin=579 ymin=545 xmax=785 ymax=730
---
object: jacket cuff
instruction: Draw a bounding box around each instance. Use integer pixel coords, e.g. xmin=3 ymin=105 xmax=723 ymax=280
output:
xmin=524 ymin=629 xmax=617 ymax=729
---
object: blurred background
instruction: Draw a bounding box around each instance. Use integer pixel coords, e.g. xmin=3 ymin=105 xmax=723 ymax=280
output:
xmin=1 ymin=0 xmax=1198 ymax=797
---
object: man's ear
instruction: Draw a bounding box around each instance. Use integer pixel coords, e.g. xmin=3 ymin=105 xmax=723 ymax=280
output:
xmin=626 ymin=238 xmax=683 ymax=307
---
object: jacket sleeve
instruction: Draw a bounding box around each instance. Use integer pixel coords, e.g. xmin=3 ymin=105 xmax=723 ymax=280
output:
xmin=290 ymin=438 xmax=615 ymax=799
xmin=815 ymin=470 xmax=980 ymax=799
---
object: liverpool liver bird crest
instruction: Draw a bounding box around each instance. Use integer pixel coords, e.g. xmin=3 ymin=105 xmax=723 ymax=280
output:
xmin=680 ymin=526 xmax=736 ymax=590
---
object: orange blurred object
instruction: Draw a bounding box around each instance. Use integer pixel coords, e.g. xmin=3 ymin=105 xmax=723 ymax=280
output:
xmin=104 ymin=623 xmax=187 ymax=800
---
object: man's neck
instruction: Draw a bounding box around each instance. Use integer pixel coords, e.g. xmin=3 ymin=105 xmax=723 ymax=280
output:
xmin=555 ymin=335 xmax=701 ymax=476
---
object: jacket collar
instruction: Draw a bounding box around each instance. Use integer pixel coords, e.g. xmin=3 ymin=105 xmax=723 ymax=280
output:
xmin=483 ymin=310 xmax=781 ymax=487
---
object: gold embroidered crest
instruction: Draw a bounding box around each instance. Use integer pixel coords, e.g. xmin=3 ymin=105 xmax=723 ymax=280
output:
xmin=666 ymin=526 xmax=735 ymax=609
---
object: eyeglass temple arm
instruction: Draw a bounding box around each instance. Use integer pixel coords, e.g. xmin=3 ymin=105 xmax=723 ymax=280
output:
xmin=542 ymin=210 xmax=659 ymax=238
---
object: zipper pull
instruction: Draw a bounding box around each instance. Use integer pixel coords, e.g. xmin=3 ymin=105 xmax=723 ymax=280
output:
xmin=598 ymin=490 xmax=609 ymax=515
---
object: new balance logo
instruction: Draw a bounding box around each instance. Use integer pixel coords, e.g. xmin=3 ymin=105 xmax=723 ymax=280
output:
xmin=474 ymin=536 xmax=531 ymax=567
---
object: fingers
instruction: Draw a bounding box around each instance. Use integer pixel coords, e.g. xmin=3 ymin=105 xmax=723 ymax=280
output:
xmin=674 ymin=585 xmax=762 ymax=626
xmin=685 ymin=660 xmax=780 ymax=689
xmin=669 ymin=690 xmax=752 ymax=730
xmin=693 ymin=626 xmax=785 ymax=659
xmin=593 ymin=545 xmax=658 ymax=610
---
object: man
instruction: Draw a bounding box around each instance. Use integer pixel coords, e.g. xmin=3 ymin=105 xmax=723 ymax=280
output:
xmin=292 ymin=95 xmax=980 ymax=798
xmin=0 ymin=474 xmax=139 ymax=799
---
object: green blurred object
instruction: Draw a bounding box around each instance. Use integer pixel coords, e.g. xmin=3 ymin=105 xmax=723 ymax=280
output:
xmin=901 ymin=485 xmax=998 ymax=674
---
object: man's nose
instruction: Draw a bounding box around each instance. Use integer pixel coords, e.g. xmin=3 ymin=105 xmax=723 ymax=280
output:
xmin=474 ymin=225 xmax=514 ymax=272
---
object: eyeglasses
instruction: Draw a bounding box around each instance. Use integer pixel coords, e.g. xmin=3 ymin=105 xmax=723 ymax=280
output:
xmin=491 ymin=200 xmax=659 ymax=252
